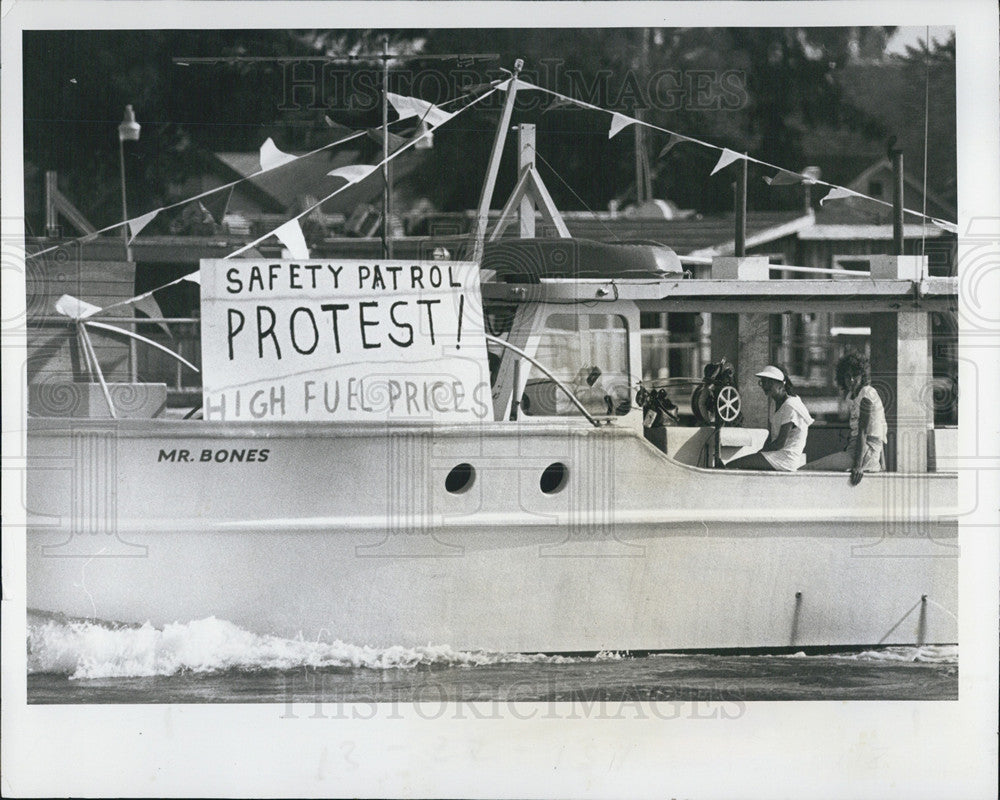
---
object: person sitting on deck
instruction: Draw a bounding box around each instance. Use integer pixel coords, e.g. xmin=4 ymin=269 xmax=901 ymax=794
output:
xmin=803 ymin=353 xmax=886 ymax=485
xmin=726 ymin=366 xmax=814 ymax=472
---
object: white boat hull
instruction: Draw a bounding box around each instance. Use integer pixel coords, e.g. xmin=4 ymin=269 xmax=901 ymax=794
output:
xmin=26 ymin=418 xmax=958 ymax=652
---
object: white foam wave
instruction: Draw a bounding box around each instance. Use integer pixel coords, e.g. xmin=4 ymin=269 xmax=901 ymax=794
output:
xmin=829 ymin=645 xmax=958 ymax=664
xmin=26 ymin=615 xmax=575 ymax=680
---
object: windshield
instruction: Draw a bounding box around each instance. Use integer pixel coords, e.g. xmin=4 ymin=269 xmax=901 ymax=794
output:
xmin=522 ymin=312 xmax=631 ymax=417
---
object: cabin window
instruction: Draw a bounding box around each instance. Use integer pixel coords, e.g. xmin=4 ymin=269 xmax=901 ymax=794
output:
xmin=521 ymin=313 xmax=631 ymax=417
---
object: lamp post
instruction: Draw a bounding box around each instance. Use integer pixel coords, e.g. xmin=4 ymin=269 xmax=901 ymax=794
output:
xmin=118 ymin=105 xmax=140 ymax=261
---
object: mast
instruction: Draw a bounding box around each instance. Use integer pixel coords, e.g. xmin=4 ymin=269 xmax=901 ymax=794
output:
xmin=381 ymin=36 xmax=391 ymax=259
xmin=471 ymin=59 xmax=524 ymax=263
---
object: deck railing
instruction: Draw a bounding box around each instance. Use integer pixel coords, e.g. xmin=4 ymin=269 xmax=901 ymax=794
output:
xmin=32 ymin=315 xmax=203 ymax=401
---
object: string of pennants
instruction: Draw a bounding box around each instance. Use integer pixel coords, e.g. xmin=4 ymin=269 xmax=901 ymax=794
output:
xmin=36 ymin=73 xmax=957 ymax=272
xmin=511 ymin=77 xmax=957 ymax=234
xmin=79 ymin=86 xmax=499 ymax=320
xmin=52 ymin=73 xmax=958 ymax=328
xmin=28 ymin=89 xmax=484 ymax=265
xmin=222 ymin=89 xmax=480 ymax=260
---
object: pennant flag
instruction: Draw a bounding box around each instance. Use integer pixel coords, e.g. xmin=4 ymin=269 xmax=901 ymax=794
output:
xmin=764 ymin=169 xmax=803 ymax=187
xmin=608 ymin=112 xmax=635 ymax=139
xmin=327 ymin=164 xmax=377 ymax=184
xmin=259 ymin=137 xmax=297 ymax=171
xmin=127 ymin=209 xmax=159 ymax=242
xmin=130 ymin=294 xmax=171 ymax=337
xmin=54 ymin=294 xmax=101 ymax=320
xmin=201 ymin=186 xmax=233 ymax=226
xmin=819 ymin=186 xmax=856 ymax=205
xmin=543 ymin=95 xmax=576 ymax=114
xmin=386 ymin=93 xmax=454 ymax=127
xmin=180 ymin=271 xmax=201 ymax=285
xmin=657 ymin=133 xmax=688 ymax=159
xmin=366 ymin=127 xmax=410 ymax=155
xmin=710 ymin=148 xmax=742 ymax=175
xmin=930 ymin=218 xmax=958 ymax=234
xmin=323 ymin=115 xmax=354 ymax=136
xmin=273 ymin=219 xmax=309 ymax=259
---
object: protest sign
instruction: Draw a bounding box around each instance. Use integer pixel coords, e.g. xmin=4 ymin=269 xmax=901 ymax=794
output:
xmin=199 ymin=259 xmax=490 ymax=421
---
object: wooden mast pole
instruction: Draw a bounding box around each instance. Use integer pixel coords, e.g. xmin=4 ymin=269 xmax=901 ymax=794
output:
xmin=471 ymin=59 xmax=523 ymax=263
xmin=381 ymin=36 xmax=391 ymax=259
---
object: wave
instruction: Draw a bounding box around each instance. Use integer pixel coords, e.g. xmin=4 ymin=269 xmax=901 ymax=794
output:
xmin=26 ymin=612 xmax=576 ymax=680
xmin=827 ymin=645 xmax=958 ymax=664
xmin=775 ymin=645 xmax=958 ymax=663
xmin=26 ymin=611 xmax=958 ymax=680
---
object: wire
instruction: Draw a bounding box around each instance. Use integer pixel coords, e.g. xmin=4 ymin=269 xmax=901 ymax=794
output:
xmin=533 ymin=150 xmax=624 ymax=243
xmin=518 ymin=78 xmax=955 ymax=229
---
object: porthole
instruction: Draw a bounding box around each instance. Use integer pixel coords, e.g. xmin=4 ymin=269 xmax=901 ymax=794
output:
xmin=445 ymin=463 xmax=476 ymax=494
xmin=540 ymin=462 xmax=568 ymax=494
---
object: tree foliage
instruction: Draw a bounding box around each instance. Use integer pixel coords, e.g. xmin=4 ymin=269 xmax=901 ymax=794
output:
xmin=22 ymin=26 xmax=956 ymax=234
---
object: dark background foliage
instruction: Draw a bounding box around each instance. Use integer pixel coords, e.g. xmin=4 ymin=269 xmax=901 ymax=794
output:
xmin=22 ymin=27 xmax=955 ymax=232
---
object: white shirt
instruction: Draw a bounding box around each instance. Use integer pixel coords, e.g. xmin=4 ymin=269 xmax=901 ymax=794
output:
xmin=761 ymin=394 xmax=814 ymax=471
xmin=849 ymin=385 xmax=887 ymax=443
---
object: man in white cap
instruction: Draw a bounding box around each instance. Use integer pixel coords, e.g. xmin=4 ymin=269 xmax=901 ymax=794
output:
xmin=726 ymin=365 xmax=814 ymax=471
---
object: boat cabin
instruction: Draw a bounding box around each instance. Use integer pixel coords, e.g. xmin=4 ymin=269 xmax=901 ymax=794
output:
xmin=479 ymin=236 xmax=956 ymax=475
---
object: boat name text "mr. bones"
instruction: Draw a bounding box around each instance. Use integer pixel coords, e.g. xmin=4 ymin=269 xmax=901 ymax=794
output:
xmin=157 ymin=448 xmax=271 ymax=463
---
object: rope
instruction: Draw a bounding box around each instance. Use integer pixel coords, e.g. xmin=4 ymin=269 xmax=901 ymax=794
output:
xmin=533 ymin=150 xmax=624 ymax=243
xmin=223 ymin=87 xmax=500 ymax=260
xmin=516 ymin=78 xmax=956 ymax=229
xmin=88 ymin=88 xmax=500 ymax=316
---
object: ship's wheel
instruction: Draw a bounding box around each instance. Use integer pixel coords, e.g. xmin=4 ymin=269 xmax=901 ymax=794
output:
xmin=691 ymin=383 xmax=742 ymax=426
xmin=715 ymin=385 xmax=741 ymax=424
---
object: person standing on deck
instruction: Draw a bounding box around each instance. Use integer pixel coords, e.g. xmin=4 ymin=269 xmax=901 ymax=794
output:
xmin=803 ymin=353 xmax=886 ymax=485
xmin=727 ymin=366 xmax=814 ymax=471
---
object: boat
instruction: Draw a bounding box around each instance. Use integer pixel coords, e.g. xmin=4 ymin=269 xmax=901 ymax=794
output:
xmin=24 ymin=68 xmax=958 ymax=654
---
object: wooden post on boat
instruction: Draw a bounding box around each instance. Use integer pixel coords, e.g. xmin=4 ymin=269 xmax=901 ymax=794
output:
xmin=517 ymin=123 xmax=536 ymax=238
xmin=868 ymin=253 xmax=931 ymax=473
xmin=472 ymin=59 xmax=523 ymax=263
xmin=381 ymin=35 xmax=392 ymax=259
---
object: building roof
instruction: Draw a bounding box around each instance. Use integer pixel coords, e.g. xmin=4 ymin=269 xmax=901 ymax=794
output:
xmin=556 ymin=210 xmax=814 ymax=257
xmin=798 ymin=224 xmax=946 ymax=241
xmin=844 ymin=157 xmax=956 ymax=219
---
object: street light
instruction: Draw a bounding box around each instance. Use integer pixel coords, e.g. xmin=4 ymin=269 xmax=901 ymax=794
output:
xmin=118 ymin=105 xmax=140 ymax=261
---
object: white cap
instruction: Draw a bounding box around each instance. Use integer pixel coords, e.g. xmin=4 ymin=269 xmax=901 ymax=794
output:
xmin=755 ymin=365 xmax=785 ymax=382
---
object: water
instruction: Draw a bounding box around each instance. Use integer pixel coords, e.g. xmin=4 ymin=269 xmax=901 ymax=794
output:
xmin=27 ymin=610 xmax=958 ymax=704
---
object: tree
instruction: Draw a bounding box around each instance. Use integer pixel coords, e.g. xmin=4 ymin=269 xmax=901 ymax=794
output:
xmin=25 ymin=27 xmax=946 ymax=232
